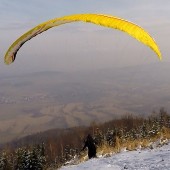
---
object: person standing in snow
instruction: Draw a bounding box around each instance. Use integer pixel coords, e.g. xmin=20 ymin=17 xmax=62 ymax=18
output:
xmin=82 ymin=134 xmax=97 ymax=159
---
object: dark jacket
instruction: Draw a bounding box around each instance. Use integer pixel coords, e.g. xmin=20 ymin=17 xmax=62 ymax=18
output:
xmin=82 ymin=134 xmax=96 ymax=159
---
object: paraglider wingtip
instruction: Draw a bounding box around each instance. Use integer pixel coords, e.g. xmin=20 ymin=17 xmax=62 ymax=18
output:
xmin=4 ymin=57 xmax=12 ymax=65
xmin=156 ymin=51 xmax=162 ymax=61
xmin=159 ymin=55 xmax=162 ymax=61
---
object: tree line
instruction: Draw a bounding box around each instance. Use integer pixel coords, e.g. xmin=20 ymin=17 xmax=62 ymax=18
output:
xmin=0 ymin=108 xmax=170 ymax=169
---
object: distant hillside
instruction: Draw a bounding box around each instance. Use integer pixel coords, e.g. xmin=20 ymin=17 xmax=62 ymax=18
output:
xmin=1 ymin=62 xmax=170 ymax=143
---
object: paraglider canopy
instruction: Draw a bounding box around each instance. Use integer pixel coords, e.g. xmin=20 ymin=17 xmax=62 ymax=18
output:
xmin=4 ymin=13 xmax=162 ymax=65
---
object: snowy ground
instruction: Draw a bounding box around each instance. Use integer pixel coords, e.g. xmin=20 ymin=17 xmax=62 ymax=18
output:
xmin=60 ymin=143 xmax=170 ymax=170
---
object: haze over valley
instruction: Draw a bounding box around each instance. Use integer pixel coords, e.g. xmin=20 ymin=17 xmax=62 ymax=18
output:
xmin=0 ymin=63 xmax=170 ymax=143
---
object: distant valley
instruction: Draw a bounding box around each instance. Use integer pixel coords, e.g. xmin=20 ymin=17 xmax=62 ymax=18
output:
xmin=1 ymin=63 xmax=170 ymax=143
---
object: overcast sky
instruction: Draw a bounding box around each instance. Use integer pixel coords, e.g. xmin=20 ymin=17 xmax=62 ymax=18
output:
xmin=1 ymin=0 xmax=170 ymax=75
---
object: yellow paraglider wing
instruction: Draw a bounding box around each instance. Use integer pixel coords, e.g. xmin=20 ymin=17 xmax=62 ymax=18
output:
xmin=4 ymin=13 xmax=162 ymax=65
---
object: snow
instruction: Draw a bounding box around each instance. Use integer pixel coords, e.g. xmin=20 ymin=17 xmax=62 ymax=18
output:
xmin=60 ymin=143 xmax=170 ymax=170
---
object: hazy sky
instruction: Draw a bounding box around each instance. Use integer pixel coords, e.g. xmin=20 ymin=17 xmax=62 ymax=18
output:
xmin=1 ymin=0 xmax=170 ymax=75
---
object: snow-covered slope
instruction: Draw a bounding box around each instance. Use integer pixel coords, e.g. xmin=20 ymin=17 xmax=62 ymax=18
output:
xmin=60 ymin=143 xmax=170 ymax=170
